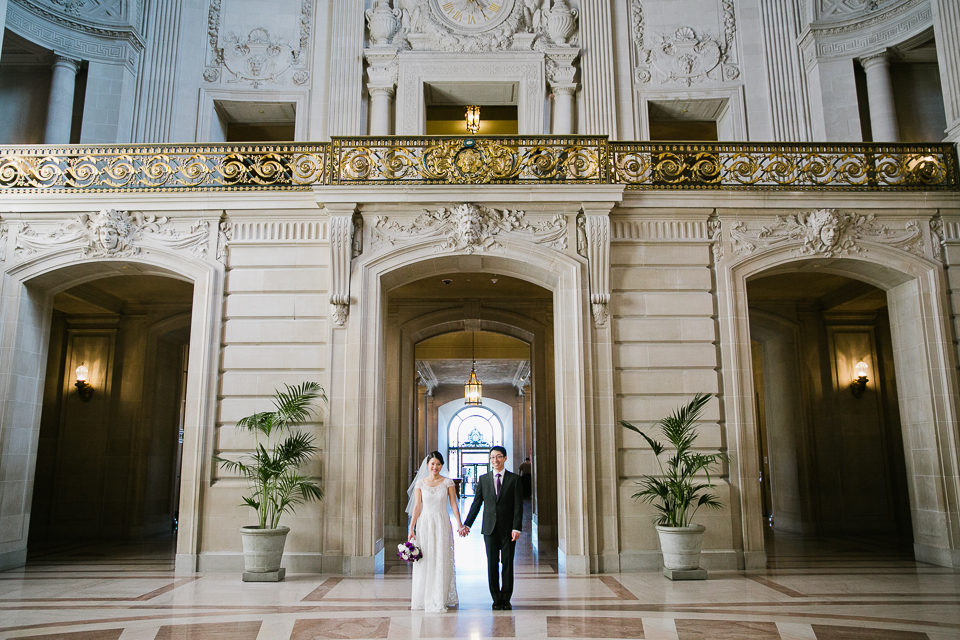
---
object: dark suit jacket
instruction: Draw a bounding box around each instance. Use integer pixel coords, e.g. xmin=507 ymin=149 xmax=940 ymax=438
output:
xmin=464 ymin=469 xmax=523 ymax=536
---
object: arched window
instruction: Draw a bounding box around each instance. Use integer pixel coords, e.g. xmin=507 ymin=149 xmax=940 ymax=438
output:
xmin=448 ymin=406 xmax=503 ymax=497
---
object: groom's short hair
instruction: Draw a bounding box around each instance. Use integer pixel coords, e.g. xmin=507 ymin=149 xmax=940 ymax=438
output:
xmin=490 ymin=446 xmax=507 ymax=457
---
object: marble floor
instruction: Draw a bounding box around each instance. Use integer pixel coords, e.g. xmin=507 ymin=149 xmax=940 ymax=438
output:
xmin=1 ymin=527 xmax=959 ymax=640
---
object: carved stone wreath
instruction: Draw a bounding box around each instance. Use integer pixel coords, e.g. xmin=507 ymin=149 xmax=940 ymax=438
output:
xmin=372 ymin=203 xmax=567 ymax=254
xmin=729 ymin=209 xmax=925 ymax=259
xmin=15 ymin=209 xmax=212 ymax=261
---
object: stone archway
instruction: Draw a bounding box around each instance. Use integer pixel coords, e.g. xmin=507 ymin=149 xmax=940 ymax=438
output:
xmin=322 ymin=240 xmax=602 ymax=575
xmin=719 ymin=240 xmax=960 ymax=568
xmin=0 ymin=236 xmax=224 ymax=573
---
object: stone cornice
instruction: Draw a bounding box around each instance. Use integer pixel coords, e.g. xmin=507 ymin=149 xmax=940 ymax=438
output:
xmin=12 ymin=0 xmax=144 ymax=48
xmin=799 ymin=0 xmax=931 ymax=62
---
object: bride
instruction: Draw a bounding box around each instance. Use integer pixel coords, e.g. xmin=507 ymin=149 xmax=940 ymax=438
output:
xmin=407 ymin=451 xmax=464 ymax=612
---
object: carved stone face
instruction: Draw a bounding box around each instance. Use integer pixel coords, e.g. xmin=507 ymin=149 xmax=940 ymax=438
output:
xmin=819 ymin=222 xmax=839 ymax=248
xmin=97 ymin=223 xmax=120 ymax=251
xmin=456 ymin=206 xmax=482 ymax=245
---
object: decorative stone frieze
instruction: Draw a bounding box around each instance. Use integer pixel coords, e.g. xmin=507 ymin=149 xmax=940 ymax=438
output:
xmin=800 ymin=0 xmax=931 ymax=64
xmin=14 ymin=209 xmax=210 ymax=260
xmin=632 ymin=0 xmax=739 ymax=85
xmin=204 ymin=0 xmax=312 ymax=88
xmin=729 ymin=209 xmax=925 ymax=259
xmin=371 ymin=203 xmax=567 ymax=254
xmin=610 ymin=219 xmax=711 ymax=241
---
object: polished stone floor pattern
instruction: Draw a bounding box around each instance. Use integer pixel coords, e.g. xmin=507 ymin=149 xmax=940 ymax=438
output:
xmin=0 ymin=531 xmax=958 ymax=640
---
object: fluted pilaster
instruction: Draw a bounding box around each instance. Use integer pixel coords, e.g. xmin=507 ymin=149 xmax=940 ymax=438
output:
xmin=328 ymin=1 xmax=365 ymax=136
xmin=577 ymin=0 xmax=617 ymax=137
xmin=931 ymin=0 xmax=960 ymax=142
xmin=133 ymin=0 xmax=184 ymax=143
xmin=759 ymin=0 xmax=812 ymax=141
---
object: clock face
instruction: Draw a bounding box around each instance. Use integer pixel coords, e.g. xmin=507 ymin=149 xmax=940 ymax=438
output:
xmin=429 ymin=0 xmax=516 ymax=33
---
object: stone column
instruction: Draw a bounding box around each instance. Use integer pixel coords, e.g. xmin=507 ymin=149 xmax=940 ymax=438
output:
xmin=364 ymin=48 xmax=399 ymax=136
xmin=44 ymin=56 xmax=80 ymax=144
xmin=546 ymin=48 xmax=579 ymax=135
xmin=861 ymin=52 xmax=900 ymax=142
xmin=930 ymin=0 xmax=960 ymax=142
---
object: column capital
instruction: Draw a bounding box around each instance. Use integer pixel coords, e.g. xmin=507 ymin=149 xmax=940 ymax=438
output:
xmin=50 ymin=55 xmax=80 ymax=73
xmin=859 ymin=51 xmax=891 ymax=69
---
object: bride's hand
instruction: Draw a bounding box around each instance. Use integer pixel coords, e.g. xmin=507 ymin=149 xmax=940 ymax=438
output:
xmin=408 ymin=530 xmax=416 ymax=542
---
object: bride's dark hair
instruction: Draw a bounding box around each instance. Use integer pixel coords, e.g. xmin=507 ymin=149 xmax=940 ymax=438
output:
xmin=426 ymin=451 xmax=444 ymax=466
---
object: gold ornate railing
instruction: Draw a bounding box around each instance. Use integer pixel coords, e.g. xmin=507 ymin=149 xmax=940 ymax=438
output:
xmin=329 ymin=136 xmax=607 ymax=185
xmin=0 ymin=143 xmax=328 ymax=192
xmin=610 ymin=142 xmax=958 ymax=190
xmin=0 ymin=138 xmax=956 ymax=193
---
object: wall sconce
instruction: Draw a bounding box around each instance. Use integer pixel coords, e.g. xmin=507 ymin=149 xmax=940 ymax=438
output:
xmin=464 ymin=105 xmax=480 ymax=134
xmin=75 ymin=362 xmax=94 ymax=402
xmin=850 ymin=360 xmax=869 ymax=398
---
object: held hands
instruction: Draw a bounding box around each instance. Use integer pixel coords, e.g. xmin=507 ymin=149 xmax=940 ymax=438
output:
xmin=458 ymin=525 xmax=470 ymax=537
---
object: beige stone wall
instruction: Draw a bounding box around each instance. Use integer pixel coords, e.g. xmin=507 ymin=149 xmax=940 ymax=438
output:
xmin=202 ymin=212 xmax=329 ymax=572
xmin=609 ymin=218 xmax=731 ymax=570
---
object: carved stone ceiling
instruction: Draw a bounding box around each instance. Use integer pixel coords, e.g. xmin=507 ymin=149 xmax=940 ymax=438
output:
xmin=424 ymin=359 xmax=527 ymax=386
xmin=747 ymin=272 xmax=887 ymax=312
xmin=54 ymin=274 xmax=194 ymax=314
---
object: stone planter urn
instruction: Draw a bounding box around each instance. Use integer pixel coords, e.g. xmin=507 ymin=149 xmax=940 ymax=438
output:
xmin=656 ymin=524 xmax=707 ymax=580
xmin=365 ymin=0 xmax=400 ymax=46
xmin=546 ymin=0 xmax=579 ymax=45
xmin=240 ymin=525 xmax=290 ymax=582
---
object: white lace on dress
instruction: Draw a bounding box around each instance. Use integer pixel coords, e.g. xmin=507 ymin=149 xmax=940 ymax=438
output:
xmin=410 ymin=477 xmax=458 ymax=613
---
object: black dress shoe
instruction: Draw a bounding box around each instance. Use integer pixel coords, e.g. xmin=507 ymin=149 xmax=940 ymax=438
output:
xmin=492 ymin=603 xmax=501 ymax=610
xmin=502 ymin=603 xmax=512 ymax=610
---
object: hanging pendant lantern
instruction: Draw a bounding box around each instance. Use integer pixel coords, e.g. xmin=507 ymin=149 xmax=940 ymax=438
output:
xmin=464 ymin=331 xmax=482 ymax=405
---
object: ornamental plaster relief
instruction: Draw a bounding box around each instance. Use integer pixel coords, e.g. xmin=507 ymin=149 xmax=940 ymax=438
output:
xmin=382 ymin=0 xmax=578 ymax=53
xmin=7 ymin=0 xmax=144 ymax=68
xmin=13 ymin=209 xmax=213 ymax=262
xmin=203 ymin=0 xmax=312 ymax=87
xmin=727 ymin=209 xmax=926 ymax=260
xmin=631 ymin=0 xmax=739 ymax=86
xmin=371 ymin=203 xmax=568 ymax=254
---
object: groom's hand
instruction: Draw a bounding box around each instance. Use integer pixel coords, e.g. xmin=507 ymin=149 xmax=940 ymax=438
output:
xmin=459 ymin=525 xmax=469 ymax=536
xmin=511 ymin=530 xmax=520 ymax=542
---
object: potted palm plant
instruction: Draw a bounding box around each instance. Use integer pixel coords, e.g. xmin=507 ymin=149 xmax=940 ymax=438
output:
xmin=620 ymin=392 xmax=727 ymax=579
xmin=215 ymin=382 xmax=325 ymax=582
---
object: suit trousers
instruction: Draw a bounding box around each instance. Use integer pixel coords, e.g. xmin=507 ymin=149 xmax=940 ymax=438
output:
xmin=484 ymin=525 xmax=517 ymax=605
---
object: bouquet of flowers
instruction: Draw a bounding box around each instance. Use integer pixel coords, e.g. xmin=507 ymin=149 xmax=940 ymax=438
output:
xmin=397 ymin=540 xmax=423 ymax=563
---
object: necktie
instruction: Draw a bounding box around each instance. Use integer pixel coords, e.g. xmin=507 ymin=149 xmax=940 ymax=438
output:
xmin=496 ymin=473 xmax=501 ymax=496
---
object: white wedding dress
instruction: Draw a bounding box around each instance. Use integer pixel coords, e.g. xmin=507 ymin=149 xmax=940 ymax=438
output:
xmin=410 ymin=477 xmax=458 ymax=612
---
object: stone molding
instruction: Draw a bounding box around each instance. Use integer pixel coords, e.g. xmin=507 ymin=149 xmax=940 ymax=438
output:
xmin=800 ymin=0 xmax=932 ymax=64
xmin=727 ymin=209 xmax=926 ymax=259
xmin=632 ymin=0 xmax=740 ymax=86
xmin=396 ymin=52 xmax=545 ymax=134
xmin=7 ymin=0 xmax=144 ymax=69
xmin=371 ymin=203 xmax=568 ymax=254
xmin=13 ymin=209 xmax=212 ymax=261
xmin=229 ymin=220 xmax=326 ymax=243
xmin=203 ymin=0 xmax=313 ymax=87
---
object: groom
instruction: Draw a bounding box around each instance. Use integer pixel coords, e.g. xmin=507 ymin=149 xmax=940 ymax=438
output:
xmin=460 ymin=446 xmax=523 ymax=610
